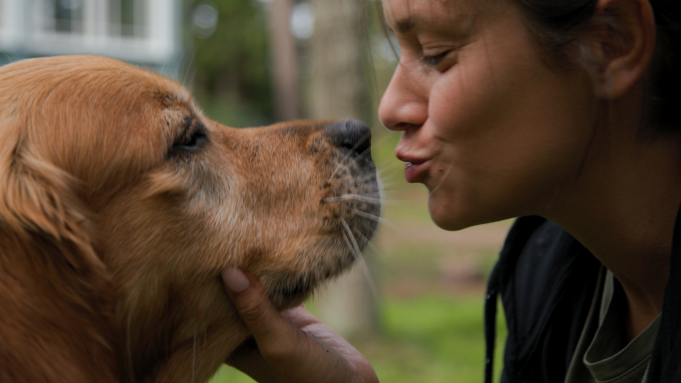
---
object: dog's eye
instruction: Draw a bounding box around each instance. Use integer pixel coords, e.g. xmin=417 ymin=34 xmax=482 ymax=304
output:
xmin=178 ymin=129 xmax=207 ymax=149
xmin=171 ymin=118 xmax=208 ymax=154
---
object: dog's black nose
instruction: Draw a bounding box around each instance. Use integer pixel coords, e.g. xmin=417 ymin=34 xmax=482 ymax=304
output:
xmin=325 ymin=119 xmax=372 ymax=160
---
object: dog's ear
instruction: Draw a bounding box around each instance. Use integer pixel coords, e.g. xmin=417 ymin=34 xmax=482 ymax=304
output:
xmin=0 ymin=129 xmax=120 ymax=382
xmin=1 ymin=153 xmax=95 ymax=264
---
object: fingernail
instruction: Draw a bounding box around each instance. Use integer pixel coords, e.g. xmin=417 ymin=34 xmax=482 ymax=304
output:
xmin=223 ymin=268 xmax=251 ymax=293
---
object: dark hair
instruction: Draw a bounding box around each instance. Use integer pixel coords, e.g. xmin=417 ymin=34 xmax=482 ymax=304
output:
xmin=513 ymin=0 xmax=681 ymax=134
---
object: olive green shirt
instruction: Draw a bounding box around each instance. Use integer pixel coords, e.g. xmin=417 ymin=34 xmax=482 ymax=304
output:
xmin=564 ymin=269 xmax=661 ymax=383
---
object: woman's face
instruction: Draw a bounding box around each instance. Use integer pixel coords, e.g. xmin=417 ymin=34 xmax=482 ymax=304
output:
xmin=379 ymin=0 xmax=599 ymax=230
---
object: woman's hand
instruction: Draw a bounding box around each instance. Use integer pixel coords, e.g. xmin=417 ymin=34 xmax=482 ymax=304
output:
xmin=222 ymin=268 xmax=379 ymax=383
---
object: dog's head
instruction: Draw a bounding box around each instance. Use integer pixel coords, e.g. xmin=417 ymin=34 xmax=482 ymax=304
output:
xmin=0 ymin=55 xmax=380 ymax=382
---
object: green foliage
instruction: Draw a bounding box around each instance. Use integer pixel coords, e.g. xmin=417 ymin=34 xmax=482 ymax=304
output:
xmin=194 ymin=93 xmax=271 ymax=128
xmin=192 ymin=0 xmax=273 ymax=124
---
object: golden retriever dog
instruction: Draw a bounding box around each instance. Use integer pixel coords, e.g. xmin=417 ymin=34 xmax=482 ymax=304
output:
xmin=0 ymin=55 xmax=380 ymax=383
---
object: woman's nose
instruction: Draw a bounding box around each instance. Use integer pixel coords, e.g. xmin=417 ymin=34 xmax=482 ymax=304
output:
xmin=378 ymin=65 xmax=428 ymax=132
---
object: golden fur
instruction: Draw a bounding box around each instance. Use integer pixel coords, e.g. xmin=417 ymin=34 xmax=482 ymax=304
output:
xmin=0 ymin=55 xmax=379 ymax=383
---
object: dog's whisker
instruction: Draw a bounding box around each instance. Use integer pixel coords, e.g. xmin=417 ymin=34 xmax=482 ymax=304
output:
xmin=378 ymin=183 xmax=398 ymax=198
xmin=345 ymin=190 xmax=384 ymax=199
xmin=340 ymin=220 xmax=378 ymax=298
xmin=354 ymin=210 xmax=402 ymax=233
xmin=377 ymin=178 xmax=399 ymax=191
xmin=377 ymin=180 xmax=399 ymax=192
xmin=324 ymin=193 xmax=404 ymax=206
xmin=341 ymin=219 xmax=378 ymax=297
xmin=353 ymin=209 xmax=382 ymax=222
xmin=375 ymin=164 xmax=403 ymax=178
xmin=341 ymin=219 xmax=361 ymax=259
xmin=192 ymin=333 xmax=197 ymax=383
xmin=360 ymin=130 xmax=398 ymax=158
xmin=327 ymin=130 xmax=373 ymax=181
xmin=337 ymin=140 xmax=381 ymax=175
xmin=377 ymin=168 xmax=403 ymax=188
xmin=340 ymin=143 xmax=374 ymax=172
xmin=326 ymin=129 xmax=391 ymax=184
xmin=127 ymin=311 xmax=135 ymax=383
xmin=323 ymin=194 xmax=383 ymax=204
xmin=354 ymin=229 xmax=383 ymax=259
xmin=353 ymin=144 xmax=374 ymax=163
xmin=324 ymin=194 xmax=382 ymax=204
xmin=187 ymin=48 xmax=199 ymax=90
xmin=328 ymin=162 xmax=342 ymax=182
xmin=181 ymin=46 xmax=198 ymax=87
xmin=375 ymin=189 xmax=400 ymax=197
xmin=376 ymin=158 xmax=405 ymax=172
xmin=429 ymin=161 xmax=455 ymax=195
xmin=355 ymin=250 xmax=379 ymax=298
xmin=353 ymin=209 xmax=415 ymax=242
xmin=378 ymin=170 xmax=400 ymax=183
xmin=357 ymin=171 xmax=382 ymax=183
xmin=172 ymin=47 xmax=188 ymax=80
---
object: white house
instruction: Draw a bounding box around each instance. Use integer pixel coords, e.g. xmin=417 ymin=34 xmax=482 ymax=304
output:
xmin=0 ymin=0 xmax=184 ymax=78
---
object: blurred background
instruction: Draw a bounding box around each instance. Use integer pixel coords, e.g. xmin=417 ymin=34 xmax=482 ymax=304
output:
xmin=0 ymin=0 xmax=509 ymax=381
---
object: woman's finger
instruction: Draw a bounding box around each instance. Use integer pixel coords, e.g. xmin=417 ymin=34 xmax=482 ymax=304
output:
xmin=222 ymin=268 xmax=378 ymax=383
xmin=221 ymin=268 xmax=299 ymax=357
xmin=226 ymin=337 xmax=282 ymax=383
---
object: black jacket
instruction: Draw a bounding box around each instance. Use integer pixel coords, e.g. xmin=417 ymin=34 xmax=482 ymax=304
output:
xmin=484 ymin=213 xmax=681 ymax=383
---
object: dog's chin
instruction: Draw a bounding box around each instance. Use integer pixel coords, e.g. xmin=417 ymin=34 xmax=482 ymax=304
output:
xmin=268 ymin=253 xmax=358 ymax=310
xmin=268 ymin=282 xmax=314 ymax=311
xmin=270 ymin=285 xmax=313 ymax=311
xmin=267 ymin=213 xmax=379 ymax=310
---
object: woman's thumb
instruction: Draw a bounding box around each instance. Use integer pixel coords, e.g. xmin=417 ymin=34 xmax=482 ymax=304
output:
xmin=222 ymin=268 xmax=290 ymax=344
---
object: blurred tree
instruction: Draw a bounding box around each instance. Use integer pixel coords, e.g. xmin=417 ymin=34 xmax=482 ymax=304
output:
xmin=308 ymin=0 xmax=369 ymax=121
xmin=191 ymin=0 xmax=274 ymax=126
xmin=265 ymin=0 xmax=300 ymax=121
xmin=308 ymin=0 xmax=378 ymax=338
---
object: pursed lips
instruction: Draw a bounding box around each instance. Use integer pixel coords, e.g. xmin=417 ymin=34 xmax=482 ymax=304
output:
xmin=397 ymin=153 xmax=429 ymax=183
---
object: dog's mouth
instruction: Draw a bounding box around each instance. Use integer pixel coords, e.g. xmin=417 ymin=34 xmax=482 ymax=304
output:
xmin=268 ymin=273 xmax=316 ymax=308
xmin=274 ymin=278 xmax=313 ymax=301
xmin=264 ymin=119 xmax=382 ymax=309
xmin=268 ymin=223 xmax=376 ymax=309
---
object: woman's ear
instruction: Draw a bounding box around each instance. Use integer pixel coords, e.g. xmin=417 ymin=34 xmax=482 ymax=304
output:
xmin=587 ymin=0 xmax=656 ymax=99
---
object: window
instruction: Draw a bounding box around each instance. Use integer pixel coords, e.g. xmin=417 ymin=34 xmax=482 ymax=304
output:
xmin=31 ymin=0 xmax=88 ymax=38
xmin=109 ymin=0 xmax=146 ymax=38
xmin=23 ymin=0 xmax=176 ymax=64
xmin=0 ymin=0 xmax=10 ymax=51
xmin=47 ymin=0 xmax=84 ymax=34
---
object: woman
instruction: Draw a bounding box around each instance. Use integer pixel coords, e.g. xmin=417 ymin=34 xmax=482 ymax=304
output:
xmin=221 ymin=0 xmax=681 ymax=382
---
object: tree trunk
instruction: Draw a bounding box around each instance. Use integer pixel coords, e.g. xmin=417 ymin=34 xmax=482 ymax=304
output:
xmin=308 ymin=0 xmax=378 ymax=338
xmin=266 ymin=0 xmax=299 ymax=121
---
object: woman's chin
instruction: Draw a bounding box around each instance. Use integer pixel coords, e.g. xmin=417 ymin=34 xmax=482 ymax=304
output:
xmin=429 ymin=197 xmax=518 ymax=233
xmin=427 ymin=197 xmax=474 ymax=231
xmin=428 ymin=193 xmax=505 ymax=231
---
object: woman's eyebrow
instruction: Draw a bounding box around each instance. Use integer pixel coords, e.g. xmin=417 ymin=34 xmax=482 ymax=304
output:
xmin=394 ymin=16 xmax=416 ymax=34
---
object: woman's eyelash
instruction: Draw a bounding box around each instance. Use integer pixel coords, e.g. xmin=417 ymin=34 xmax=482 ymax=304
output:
xmin=421 ymin=51 xmax=450 ymax=66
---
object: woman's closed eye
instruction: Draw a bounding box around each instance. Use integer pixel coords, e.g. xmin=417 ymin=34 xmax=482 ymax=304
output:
xmin=421 ymin=50 xmax=456 ymax=70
